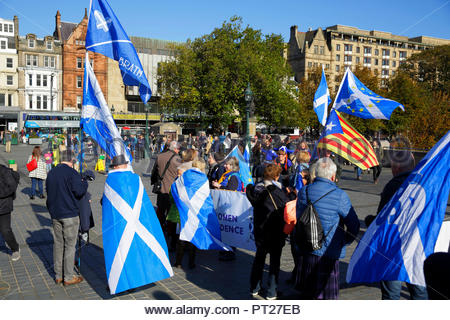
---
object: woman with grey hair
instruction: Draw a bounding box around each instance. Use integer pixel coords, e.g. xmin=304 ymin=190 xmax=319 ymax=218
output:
xmin=212 ymin=156 xmax=243 ymax=192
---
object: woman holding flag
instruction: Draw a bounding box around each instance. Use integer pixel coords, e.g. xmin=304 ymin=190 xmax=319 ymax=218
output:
xmin=212 ymin=157 xmax=244 ymax=192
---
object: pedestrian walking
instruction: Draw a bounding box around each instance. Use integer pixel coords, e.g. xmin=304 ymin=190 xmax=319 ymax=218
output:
xmin=27 ymin=146 xmax=47 ymax=200
xmin=5 ymin=131 xmax=12 ymax=153
xmin=372 ymin=140 xmax=383 ymax=184
xmin=0 ymin=162 xmax=21 ymax=261
xmin=46 ymin=151 xmax=88 ymax=285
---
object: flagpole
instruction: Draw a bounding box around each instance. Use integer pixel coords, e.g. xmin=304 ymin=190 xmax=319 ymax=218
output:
xmin=331 ymin=67 xmax=349 ymax=110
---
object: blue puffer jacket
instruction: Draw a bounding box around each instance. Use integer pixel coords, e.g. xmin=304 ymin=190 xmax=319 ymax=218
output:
xmin=296 ymin=177 xmax=360 ymax=260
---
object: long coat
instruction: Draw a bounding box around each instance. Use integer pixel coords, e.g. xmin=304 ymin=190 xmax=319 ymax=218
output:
xmin=0 ymin=164 xmax=20 ymax=215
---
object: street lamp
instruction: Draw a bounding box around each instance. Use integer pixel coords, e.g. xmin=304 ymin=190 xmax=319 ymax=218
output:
xmin=244 ymin=82 xmax=253 ymax=163
xmin=50 ymin=73 xmax=55 ymax=111
xmin=144 ymin=103 xmax=150 ymax=158
xmin=111 ymin=104 xmax=115 ymax=114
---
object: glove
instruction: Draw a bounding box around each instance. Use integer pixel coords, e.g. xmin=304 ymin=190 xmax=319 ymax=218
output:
xmin=80 ymin=232 xmax=89 ymax=242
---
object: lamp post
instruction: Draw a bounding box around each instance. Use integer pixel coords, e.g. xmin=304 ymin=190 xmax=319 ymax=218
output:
xmin=144 ymin=103 xmax=150 ymax=158
xmin=244 ymin=82 xmax=253 ymax=163
xmin=50 ymin=73 xmax=55 ymax=111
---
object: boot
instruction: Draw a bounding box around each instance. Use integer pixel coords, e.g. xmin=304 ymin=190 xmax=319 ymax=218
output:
xmin=266 ymin=274 xmax=277 ymax=300
xmin=188 ymin=243 xmax=196 ymax=269
xmin=174 ymin=240 xmax=184 ymax=268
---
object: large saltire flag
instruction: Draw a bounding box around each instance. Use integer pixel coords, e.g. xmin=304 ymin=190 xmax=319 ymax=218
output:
xmin=102 ymin=167 xmax=173 ymax=294
xmin=313 ymin=67 xmax=331 ymax=126
xmin=347 ymin=131 xmax=450 ymax=286
xmin=226 ymin=145 xmax=254 ymax=187
xmin=317 ymin=110 xmax=379 ymax=170
xmin=171 ymin=168 xmax=231 ymax=251
xmin=333 ymin=68 xmax=404 ymax=119
xmin=81 ymin=53 xmax=132 ymax=162
xmin=86 ymin=0 xmax=151 ymax=104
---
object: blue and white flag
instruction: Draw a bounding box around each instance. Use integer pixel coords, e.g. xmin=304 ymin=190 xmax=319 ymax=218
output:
xmin=86 ymin=0 xmax=151 ymax=104
xmin=171 ymin=168 xmax=231 ymax=251
xmin=347 ymin=131 xmax=450 ymax=286
xmin=313 ymin=67 xmax=331 ymax=126
xmin=333 ymin=68 xmax=404 ymax=119
xmin=81 ymin=53 xmax=132 ymax=162
xmin=102 ymin=168 xmax=173 ymax=294
xmin=226 ymin=145 xmax=254 ymax=187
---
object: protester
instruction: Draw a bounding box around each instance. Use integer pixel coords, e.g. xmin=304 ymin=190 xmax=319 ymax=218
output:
xmin=295 ymin=157 xmax=360 ymax=299
xmin=293 ymin=151 xmax=311 ymax=191
xmin=212 ymin=156 xmax=243 ymax=191
xmin=0 ymin=161 xmax=21 ymax=261
xmin=46 ymin=151 xmax=88 ymax=285
xmin=207 ymin=152 xmax=226 ymax=188
xmin=5 ymin=131 xmax=12 ymax=153
xmin=27 ymin=146 xmax=47 ymax=200
xmin=151 ymin=141 xmax=182 ymax=245
xmin=296 ymin=140 xmax=310 ymax=157
xmin=275 ymin=146 xmax=293 ymax=187
xmin=246 ymin=164 xmax=296 ymax=300
xmin=364 ymin=149 xmax=428 ymax=300
xmin=372 ymin=140 xmax=383 ymax=184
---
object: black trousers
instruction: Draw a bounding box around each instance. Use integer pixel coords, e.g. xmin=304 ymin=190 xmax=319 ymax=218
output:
xmin=373 ymin=165 xmax=382 ymax=181
xmin=0 ymin=213 xmax=19 ymax=252
xmin=250 ymin=244 xmax=283 ymax=290
xmin=156 ymin=193 xmax=171 ymax=226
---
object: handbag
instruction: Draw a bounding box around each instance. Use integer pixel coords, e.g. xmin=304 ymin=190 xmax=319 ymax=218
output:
xmin=26 ymin=157 xmax=38 ymax=172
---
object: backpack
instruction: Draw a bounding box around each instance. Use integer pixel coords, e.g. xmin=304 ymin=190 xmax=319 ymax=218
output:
xmin=295 ymin=186 xmax=335 ymax=252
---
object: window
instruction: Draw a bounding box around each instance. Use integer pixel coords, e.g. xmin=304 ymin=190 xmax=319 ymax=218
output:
xmin=28 ymin=95 xmax=33 ymax=109
xmin=313 ymin=62 xmax=318 ymax=68
xmin=364 ymin=57 xmax=371 ymax=64
xmin=0 ymin=93 xmax=4 ymax=106
xmin=336 ymin=44 xmax=341 ymax=51
xmin=36 ymin=96 xmax=41 ymax=109
xmin=314 ymin=45 xmax=318 ymax=54
xmin=308 ymin=61 xmax=312 ymax=68
xmin=26 ymin=54 xmax=38 ymax=66
xmin=325 ymin=63 xmax=330 ymax=70
xmin=382 ymin=69 xmax=389 ymax=76
xmin=43 ymin=96 xmax=48 ymax=109
xmin=45 ymin=56 xmax=56 ymax=68
xmin=375 ymin=49 xmax=379 ymax=55
xmin=77 ymin=57 xmax=82 ymax=69
xmin=0 ymin=40 xmax=6 ymax=50
xmin=375 ymin=58 xmax=379 ymax=65
xmin=0 ymin=24 xmax=2 ymax=32
xmin=399 ymin=51 xmax=407 ymax=59
xmin=393 ymin=51 xmax=397 ymax=58
xmin=382 ymin=59 xmax=389 ymax=66
xmin=320 ymin=46 xmax=324 ymax=55
xmin=7 ymin=94 xmax=12 ymax=106
xmin=6 ymin=58 xmax=13 ymax=68
xmin=36 ymin=74 xmax=41 ymax=86
xmin=392 ymin=70 xmax=396 ymax=76
xmin=43 ymin=75 xmax=48 ymax=87
xmin=77 ymin=76 xmax=82 ymax=88
xmin=77 ymin=96 xmax=82 ymax=109
xmin=344 ymin=55 xmax=352 ymax=62
xmin=46 ymin=41 xmax=52 ymax=50
xmin=28 ymin=38 xmax=35 ymax=48
xmin=382 ymin=49 xmax=390 ymax=57
xmin=28 ymin=74 xmax=33 ymax=86
xmin=344 ymin=44 xmax=352 ymax=52
xmin=9 ymin=24 xmax=13 ymax=33
xmin=364 ymin=47 xmax=372 ymax=54
xmin=392 ymin=61 xmax=396 ymax=67
xmin=356 ymin=47 xmax=360 ymax=53
xmin=356 ymin=57 xmax=360 ymax=64
xmin=336 ymin=54 xmax=340 ymax=61
xmin=335 ymin=65 xmax=340 ymax=72
xmin=6 ymin=75 xmax=13 ymax=86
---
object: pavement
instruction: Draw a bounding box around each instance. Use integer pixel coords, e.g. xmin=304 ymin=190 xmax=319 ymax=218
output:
xmin=0 ymin=143 xmax=448 ymax=300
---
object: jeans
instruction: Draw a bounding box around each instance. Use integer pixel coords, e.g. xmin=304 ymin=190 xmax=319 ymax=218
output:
xmin=52 ymin=216 xmax=80 ymax=281
xmin=0 ymin=213 xmax=19 ymax=252
xmin=31 ymin=178 xmax=44 ymax=196
xmin=381 ymin=280 xmax=428 ymax=300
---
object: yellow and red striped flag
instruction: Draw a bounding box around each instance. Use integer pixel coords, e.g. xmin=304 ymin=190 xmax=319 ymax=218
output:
xmin=317 ymin=110 xmax=379 ymax=170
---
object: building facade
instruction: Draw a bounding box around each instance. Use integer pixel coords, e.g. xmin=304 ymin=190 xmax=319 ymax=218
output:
xmin=288 ymin=25 xmax=450 ymax=91
xmin=53 ymin=9 xmax=108 ymax=112
xmin=17 ymin=32 xmax=62 ymax=112
xmin=0 ymin=17 xmax=20 ymax=131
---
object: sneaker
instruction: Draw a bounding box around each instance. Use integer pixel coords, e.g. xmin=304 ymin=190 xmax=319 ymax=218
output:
xmin=11 ymin=249 xmax=20 ymax=262
xmin=251 ymin=282 xmax=261 ymax=297
xmin=29 ymin=195 xmax=35 ymax=200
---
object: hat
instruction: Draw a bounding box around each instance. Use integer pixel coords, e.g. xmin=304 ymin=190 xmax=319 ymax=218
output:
xmin=110 ymin=154 xmax=128 ymax=168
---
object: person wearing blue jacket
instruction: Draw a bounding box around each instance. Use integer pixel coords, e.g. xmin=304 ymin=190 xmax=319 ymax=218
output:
xmin=295 ymin=157 xmax=360 ymax=299
xmin=46 ymin=151 xmax=88 ymax=286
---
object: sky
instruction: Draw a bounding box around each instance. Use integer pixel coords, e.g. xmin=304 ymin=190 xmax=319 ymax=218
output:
xmin=0 ymin=0 xmax=449 ymax=42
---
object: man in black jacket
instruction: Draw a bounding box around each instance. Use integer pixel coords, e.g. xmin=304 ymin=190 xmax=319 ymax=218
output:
xmin=0 ymin=163 xmax=20 ymax=261
xmin=46 ymin=151 xmax=88 ymax=286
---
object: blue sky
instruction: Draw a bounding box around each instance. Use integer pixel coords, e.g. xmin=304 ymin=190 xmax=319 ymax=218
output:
xmin=1 ymin=0 xmax=449 ymax=42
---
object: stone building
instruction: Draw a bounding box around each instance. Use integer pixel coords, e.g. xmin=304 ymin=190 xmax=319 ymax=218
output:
xmin=0 ymin=16 xmax=20 ymax=130
xmin=17 ymin=31 xmax=62 ymax=112
xmin=288 ymin=25 xmax=450 ymax=91
xmin=53 ymin=9 xmax=109 ymax=112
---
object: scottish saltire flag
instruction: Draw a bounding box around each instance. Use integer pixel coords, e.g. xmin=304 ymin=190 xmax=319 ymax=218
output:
xmin=102 ymin=167 xmax=173 ymax=294
xmin=313 ymin=67 xmax=331 ymax=126
xmin=81 ymin=53 xmax=132 ymax=162
xmin=86 ymin=0 xmax=151 ymax=104
xmin=171 ymin=168 xmax=231 ymax=251
xmin=333 ymin=68 xmax=404 ymax=119
xmin=226 ymin=145 xmax=254 ymax=187
xmin=317 ymin=110 xmax=378 ymax=170
xmin=347 ymin=131 xmax=450 ymax=286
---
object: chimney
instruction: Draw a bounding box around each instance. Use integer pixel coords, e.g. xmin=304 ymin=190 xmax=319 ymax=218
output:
xmin=13 ymin=16 xmax=19 ymax=38
xmin=84 ymin=8 xmax=88 ymax=19
xmin=55 ymin=10 xmax=61 ymax=40
xmin=290 ymin=25 xmax=298 ymax=42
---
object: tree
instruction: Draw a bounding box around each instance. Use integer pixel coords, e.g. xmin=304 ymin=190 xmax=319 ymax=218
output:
xmin=157 ymin=17 xmax=299 ymax=131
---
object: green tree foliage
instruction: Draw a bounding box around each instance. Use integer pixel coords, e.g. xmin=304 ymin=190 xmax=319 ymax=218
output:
xmin=157 ymin=17 xmax=299 ymax=131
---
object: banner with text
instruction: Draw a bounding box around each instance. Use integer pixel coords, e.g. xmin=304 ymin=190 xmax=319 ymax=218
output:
xmin=211 ymin=190 xmax=256 ymax=252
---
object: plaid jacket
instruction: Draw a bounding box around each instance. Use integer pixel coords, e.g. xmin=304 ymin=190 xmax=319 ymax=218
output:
xmin=28 ymin=155 xmax=47 ymax=180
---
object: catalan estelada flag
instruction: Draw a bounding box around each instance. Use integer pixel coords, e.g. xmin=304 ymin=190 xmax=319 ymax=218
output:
xmin=317 ymin=110 xmax=379 ymax=170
